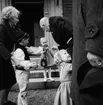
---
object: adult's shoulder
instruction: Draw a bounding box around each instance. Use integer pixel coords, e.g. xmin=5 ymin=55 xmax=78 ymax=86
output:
xmin=0 ymin=23 xmax=7 ymax=32
xmin=49 ymin=16 xmax=65 ymax=26
xmin=49 ymin=16 xmax=72 ymax=25
xmin=49 ymin=16 xmax=72 ymax=31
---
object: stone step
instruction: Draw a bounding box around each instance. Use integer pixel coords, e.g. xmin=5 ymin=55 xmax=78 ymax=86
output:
xmin=12 ymin=78 xmax=60 ymax=91
xmin=29 ymin=77 xmax=60 ymax=82
xmin=29 ymin=69 xmax=60 ymax=79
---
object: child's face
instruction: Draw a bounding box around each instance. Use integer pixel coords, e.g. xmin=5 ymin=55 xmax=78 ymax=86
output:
xmin=22 ymin=38 xmax=29 ymax=46
xmin=60 ymin=50 xmax=71 ymax=62
xmin=41 ymin=39 xmax=48 ymax=47
xmin=41 ymin=24 xmax=50 ymax=32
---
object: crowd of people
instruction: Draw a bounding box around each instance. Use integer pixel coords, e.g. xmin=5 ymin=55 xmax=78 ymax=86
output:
xmin=0 ymin=2 xmax=103 ymax=105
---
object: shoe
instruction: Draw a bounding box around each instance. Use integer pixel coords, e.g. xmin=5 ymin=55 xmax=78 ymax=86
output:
xmin=49 ymin=78 xmax=54 ymax=81
xmin=4 ymin=101 xmax=16 ymax=105
xmin=44 ymin=78 xmax=47 ymax=82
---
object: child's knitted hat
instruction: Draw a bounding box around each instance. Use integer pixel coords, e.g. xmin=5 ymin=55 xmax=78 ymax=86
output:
xmin=16 ymin=30 xmax=29 ymax=43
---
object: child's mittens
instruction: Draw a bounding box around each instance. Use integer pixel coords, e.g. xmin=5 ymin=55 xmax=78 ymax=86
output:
xmin=31 ymin=62 xmax=38 ymax=69
xmin=26 ymin=46 xmax=35 ymax=54
xmin=19 ymin=60 xmax=31 ymax=70
xmin=19 ymin=61 xmax=38 ymax=70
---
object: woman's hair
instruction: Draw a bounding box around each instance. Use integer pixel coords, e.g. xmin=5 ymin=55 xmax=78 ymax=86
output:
xmin=1 ymin=6 xmax=20 ymax=21
xmin=39 ymin=17 xmax=49 ymax=28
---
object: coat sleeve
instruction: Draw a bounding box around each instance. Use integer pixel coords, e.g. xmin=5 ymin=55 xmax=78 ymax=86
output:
xmin=0 ymin=25 xmax=11 ymax=60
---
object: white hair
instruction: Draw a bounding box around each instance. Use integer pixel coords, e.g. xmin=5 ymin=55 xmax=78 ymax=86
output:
xmin=54 ymin=49 xmax=69 ymax=64
xmin=1 ymin=6 xmax=20 ymax=21
xmin=39 ymin=17 xmax=49 ymax=28
xmin=40 ymin=37 xmax=47 ymax=43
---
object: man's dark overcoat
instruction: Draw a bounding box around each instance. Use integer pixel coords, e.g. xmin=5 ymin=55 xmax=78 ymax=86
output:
xmin=49 ymin=16 xmax=73 ymax=56
xmin=0 ymin=21 xmax=16 ymax=90
xmin=72 ymin=0 xmax=103 ymax=105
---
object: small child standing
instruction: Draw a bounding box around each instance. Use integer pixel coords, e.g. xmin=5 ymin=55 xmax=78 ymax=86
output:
xmin=13 ymin=31 xmax=37 ymax=105
xmin=26 ymin=37 xmax=54 ymax=81
xmin=40 ymin=37 xmax=54 ymax=81
xmin=54 ymin=49 xmax=72 ymax=105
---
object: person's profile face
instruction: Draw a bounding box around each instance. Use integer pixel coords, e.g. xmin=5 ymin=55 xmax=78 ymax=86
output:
xmin=41 ymin=40 xmax=48 ymax=47
xmin=12 ymin=17 xmax=19 ymax=26
xmin=41 ymin=24 xmax=50 ymax=32
xmin=60 ymin=50 xmax=71 ymax=62
xmin=10 ymin=13 xmax=19 ymax=26
xmin=22 ymin=38 xmax=29 ymax=46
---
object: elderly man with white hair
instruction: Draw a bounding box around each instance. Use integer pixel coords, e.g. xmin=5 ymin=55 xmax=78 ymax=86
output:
xmin=0 ymin=6 xmax=21 ymax=105
xmin=39 ymin=16 xmax=73 ymax=57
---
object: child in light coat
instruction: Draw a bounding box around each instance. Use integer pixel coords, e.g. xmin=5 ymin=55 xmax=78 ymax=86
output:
xmin=13 ymin=31 xmax=37 ymax=105
xmin=54 ymin=49 xmax=72 ymax=105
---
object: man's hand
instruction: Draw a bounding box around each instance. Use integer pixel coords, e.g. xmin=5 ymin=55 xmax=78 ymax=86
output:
xmin=87 ymin=52 xmax=103 ymax=68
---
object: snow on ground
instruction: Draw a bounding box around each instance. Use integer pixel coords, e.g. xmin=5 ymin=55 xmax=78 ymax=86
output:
xmin=8 ymin=89 xmax=57 ymax=105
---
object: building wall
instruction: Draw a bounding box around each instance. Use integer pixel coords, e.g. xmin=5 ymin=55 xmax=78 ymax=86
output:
xmin=44 ymin=0 xmax=63 ymax=49
xmin=62 ymin=0 xmax=72 ymax=21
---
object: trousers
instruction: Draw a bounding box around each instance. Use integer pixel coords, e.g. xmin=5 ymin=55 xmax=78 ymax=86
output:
xmin=15 ymin=70 xmax=29 ymax=105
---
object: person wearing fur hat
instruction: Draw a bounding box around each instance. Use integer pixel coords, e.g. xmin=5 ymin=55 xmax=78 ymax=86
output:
xmin=13 ymin=31 xmax=38 ymax=105
xmin=0 ymin=6 xmax=21 ymax=105
xmin=39 ymin=16 xmax=73 ymax=57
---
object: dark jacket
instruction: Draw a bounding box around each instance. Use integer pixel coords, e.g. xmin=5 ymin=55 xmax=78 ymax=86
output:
xmin=49 ymin=16 xmax=73 ymax=56
xmin=0 ymin=21 xmax=16 ymax=90
xmin=72 ymin=0 xmax=103 ymax=105
xmin=77 ymin=61 xmax=103 ymax=105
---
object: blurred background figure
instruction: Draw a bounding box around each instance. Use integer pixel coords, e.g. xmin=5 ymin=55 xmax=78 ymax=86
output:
xmin=0 ymin=6 xmax=21 ymax=105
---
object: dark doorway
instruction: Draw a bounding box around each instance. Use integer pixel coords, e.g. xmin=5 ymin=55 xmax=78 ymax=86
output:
xmin=12 ymin=1 xmax=44 ymax=46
